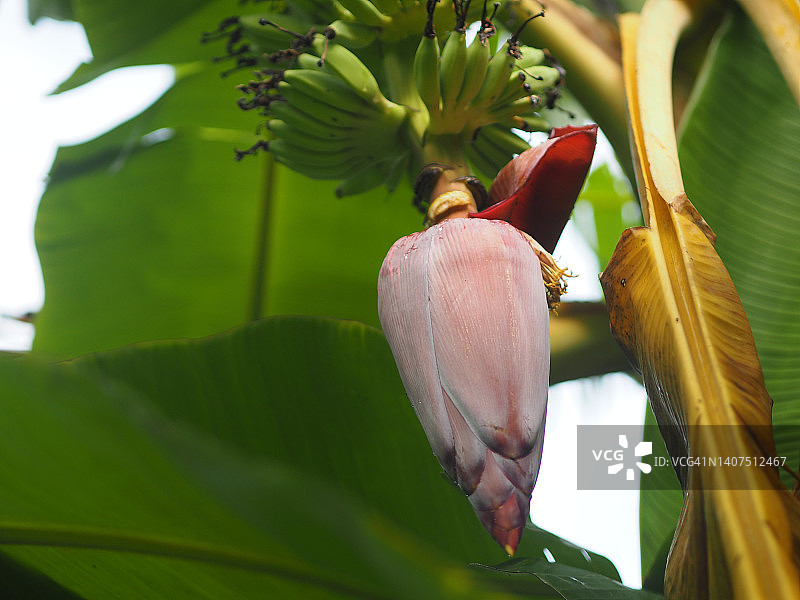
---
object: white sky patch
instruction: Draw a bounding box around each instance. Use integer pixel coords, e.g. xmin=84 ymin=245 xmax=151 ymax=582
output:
xmin=0 ymin=0 xmax=172 ymax=350
xmin=534 ymin=374 xmax=648 ymax=588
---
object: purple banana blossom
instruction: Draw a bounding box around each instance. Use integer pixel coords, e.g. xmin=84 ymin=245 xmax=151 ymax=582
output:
xmin=378 ymin=124 xmax=596 ymax=554
xmin=378 ymin=218 xmax=549 ymax=555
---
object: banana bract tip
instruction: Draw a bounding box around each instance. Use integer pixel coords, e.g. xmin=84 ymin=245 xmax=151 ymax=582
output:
xmin=475 ymin=487 xmax=528 ymax=556
xmin=470 ymin=124 xmax=598 ymax=253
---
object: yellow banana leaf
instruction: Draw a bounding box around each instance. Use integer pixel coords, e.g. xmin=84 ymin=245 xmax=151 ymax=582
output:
xmin=600 ymin=0 xmax=800 ymax=598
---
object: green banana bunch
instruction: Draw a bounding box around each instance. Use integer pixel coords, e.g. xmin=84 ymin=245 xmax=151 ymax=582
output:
xmin=209 ymin=0 xmax=569 ymax=199
xmin=262 ymin=38 xmax=413 ymax=196
xmin=326 ymin=20 xmax=380 ymax=48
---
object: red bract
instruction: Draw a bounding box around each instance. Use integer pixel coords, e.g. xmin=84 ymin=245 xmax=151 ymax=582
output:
xmin=471 ymin=124 xmax=598 ymax=253
xmin=378 ymin=218 xmax=549 ymax=555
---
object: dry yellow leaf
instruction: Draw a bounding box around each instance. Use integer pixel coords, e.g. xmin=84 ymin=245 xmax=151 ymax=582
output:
xmin=601 ymin=1 xmax=800 ymax=598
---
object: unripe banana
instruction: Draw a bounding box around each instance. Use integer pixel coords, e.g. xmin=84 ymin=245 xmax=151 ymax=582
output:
xmin=490 ymin=71 xmax=530 ymax=110
xmin=235 ymin=14 xmax=300 ymax=55
xmin=202 ymin=13 xmax=314 ymax=67
xmin=383 ymin=152 xmax=409 ymax=191
xmin=327 ymin=19 xmax=379 ymax=48
xmin=366 ymin=0 xmax=402 ymax=18
xmin=488 ymin=64 xmax=559 ymax=112
xmin=309 ymin=37 xmax=383 ymax=103
xmin=269 ymin=139 xmax=367 ymax=174
xmin=465 ymin=138 xmax=503 ymax=180
xmin=509 ymin=65 xmax=560 ymax=97
xmin=414 ymin=33 xmax=442 ymax=120
xmin=486 ymin=95 xmax=542 ymax=123
xmin=455 ymin=34 xmax=491 ymax=111
xmin=267 ymin=120 xmax=357 ymax=149
xmin=479 ymin=124 xmax=531 ymax=156
xmin=439 ymin=29 xmax=467 ymax=113
xmin=335 ymin=160 xmax=391 ymax=197
xmin=336 ymin=0 xmax=391 ymax=27
xmin=516 ymin=45 xmax=546 ymax=70
xmin=502 ymin=115 xmax=550 ymax=132
xmin=268 ymin=100 xmax=354 ymax=137
xmin=282 ymin=69 xmax=375 ymax=115
xmin=472 ymin=47 xmax=515 ymax=108
xmin=277 ymin=82 xmax=362 ymax=128
xmin=336 ymin=152 xmax=410 ymax=197
xmin=471 ymin=127 xmax=517 ymax=172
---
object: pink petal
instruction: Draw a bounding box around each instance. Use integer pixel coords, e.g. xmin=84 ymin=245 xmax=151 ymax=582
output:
xmin=426 ymin=219 xmax=549 ymax=459
xmin=378 ymin=230 xmax=457 ymax=480
xmin=470 ymin=124 xmax=598 ymax=253
xmin=377 ymin=218 xmax=550 ymax=554
xmin=442 ymin=387 xmax=488 ymax=495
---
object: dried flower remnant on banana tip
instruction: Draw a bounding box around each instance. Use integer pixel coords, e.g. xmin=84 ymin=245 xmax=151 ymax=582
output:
xmin=378 ymin=127 xmax=597 ymax=554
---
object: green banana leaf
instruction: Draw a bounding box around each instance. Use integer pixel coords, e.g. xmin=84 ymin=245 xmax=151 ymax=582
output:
xmin=2 ymin=316 xmax=627 ymax=598
xmin=475 ymin=559 xmax=663 ymax=599
xmin=54 ymin=0 xmax=227 ymax=92
xmin=34 ymin=64 xmax=262 ymax=357
xmin=637 ymin=6 xmax=800 ymax=585
xmin=28 ymin=0 xmax=74 ymax=23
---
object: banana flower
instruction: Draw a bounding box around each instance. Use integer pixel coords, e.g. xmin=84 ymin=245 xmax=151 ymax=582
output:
xmin=378 ymin=125 xmax=597 ymax=555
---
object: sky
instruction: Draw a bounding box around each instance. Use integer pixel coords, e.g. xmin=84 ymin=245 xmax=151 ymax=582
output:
xmin=0 ymin=0 xmax=646 ymax=588
xmin=0 ymin=0 xmax=173 ymax=349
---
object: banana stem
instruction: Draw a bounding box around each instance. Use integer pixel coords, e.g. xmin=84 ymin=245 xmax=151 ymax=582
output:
xmin=422 ymin=132 xmax=478 ymax=227
xmin=421 ymin=133 xmax=476 ymax=226
xmin=422 ymin=133 xmax=471 ymax=177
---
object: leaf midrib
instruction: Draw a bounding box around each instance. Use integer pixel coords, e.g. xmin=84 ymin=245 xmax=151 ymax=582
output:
xmin=0 ymin=521 xmax=395 ymax=600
